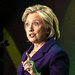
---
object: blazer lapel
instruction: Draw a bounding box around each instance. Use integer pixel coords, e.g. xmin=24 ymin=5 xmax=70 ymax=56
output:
xmin=31 ymin=48 xmax=43 ymax=61
xmin=23 ymin=44 xmax=34 ymax=61
xmin=31 ymin=38 xmax=55 ymax=62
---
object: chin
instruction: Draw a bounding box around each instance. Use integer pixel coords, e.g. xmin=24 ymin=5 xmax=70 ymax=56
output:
xmin=29 ymin=39 xmax=38 ymax=43
xmin=28 ymin=39 xmax=36 ymax=43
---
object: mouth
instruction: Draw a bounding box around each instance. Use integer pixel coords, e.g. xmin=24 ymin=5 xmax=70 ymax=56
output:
xmin=29 ymin=33 xmax=35 ymax=38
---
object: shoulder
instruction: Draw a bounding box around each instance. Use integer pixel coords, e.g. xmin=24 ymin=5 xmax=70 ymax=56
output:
xmin=21 ymin=51 xmax=27 ymax=61
xmin=48 ymin=44 xmax=67 ymax=56
xmin=21 ymin=44 xmax=33 ymax=61
xmin=48 ymin=44 xmax=69 ymax=65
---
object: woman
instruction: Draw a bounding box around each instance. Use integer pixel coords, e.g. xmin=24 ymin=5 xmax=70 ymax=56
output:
xmin=17 ymin=4 xmax=69 ymax=75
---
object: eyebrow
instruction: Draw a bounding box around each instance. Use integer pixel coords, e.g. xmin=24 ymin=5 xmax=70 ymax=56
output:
xmin=25 ymin=19 xmax=43 ymax=23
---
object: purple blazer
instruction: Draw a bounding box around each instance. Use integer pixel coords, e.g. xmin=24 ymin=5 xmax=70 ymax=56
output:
xmin=17 ymin=38 xmax=69 ymax=75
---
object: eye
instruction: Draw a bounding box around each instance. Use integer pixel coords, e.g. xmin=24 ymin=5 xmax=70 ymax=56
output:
xmin=25 ymin=23 xmax=29 ymax=26
xmin=33 ymin=22 xmax=39 ymax=26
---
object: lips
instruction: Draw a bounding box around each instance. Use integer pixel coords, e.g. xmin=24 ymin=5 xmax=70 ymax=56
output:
xmin=29 ymin=33 xmax=35 ymax=38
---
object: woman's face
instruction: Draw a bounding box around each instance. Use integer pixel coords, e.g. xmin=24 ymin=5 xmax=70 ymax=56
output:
xmin=25 ymin=13 xmax=47 ymax=43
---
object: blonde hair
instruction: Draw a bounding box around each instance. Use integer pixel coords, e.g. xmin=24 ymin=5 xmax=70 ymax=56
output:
xmin=22 ymin=4 xmax=60 ymax=40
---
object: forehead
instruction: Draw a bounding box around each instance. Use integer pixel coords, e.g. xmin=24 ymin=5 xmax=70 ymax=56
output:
xmin=26 ymin=13 xmax=43 ymax=22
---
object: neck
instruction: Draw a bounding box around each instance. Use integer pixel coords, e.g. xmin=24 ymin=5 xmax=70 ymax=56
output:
xmin=33 ymin=41 xmax=46 ymax=51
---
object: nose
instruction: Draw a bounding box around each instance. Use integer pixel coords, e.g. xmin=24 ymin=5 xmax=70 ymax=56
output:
xmin=29 ymin=24 xmax=34 ymax=32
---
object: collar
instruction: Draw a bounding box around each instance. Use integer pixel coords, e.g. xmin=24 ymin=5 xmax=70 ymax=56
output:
xmin=26 ymin=38 xmax=55 ymax=61
xmin=42 ymin=38 xmax=55 ymax=53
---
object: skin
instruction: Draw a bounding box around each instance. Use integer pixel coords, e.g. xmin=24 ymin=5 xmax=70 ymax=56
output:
xmin=22 ymin=13 xmax=48 ymax=75
xmin=25 ymin=13 xmax=47 ymax=44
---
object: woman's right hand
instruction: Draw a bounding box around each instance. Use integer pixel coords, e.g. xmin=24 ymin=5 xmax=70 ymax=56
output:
xmin=22 ymin=52 xmax=40 ymax=75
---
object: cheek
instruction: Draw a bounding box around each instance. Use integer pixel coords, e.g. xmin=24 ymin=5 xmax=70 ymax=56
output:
xmin=37 ymin=28 xmax=46 ymax=36
xmin=25 ymin=27 xmax=28 ymax=33
xmin=25 ymin=29 xmax=29 ymax=37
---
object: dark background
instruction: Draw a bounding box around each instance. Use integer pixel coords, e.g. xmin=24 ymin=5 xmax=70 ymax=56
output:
xmin=0 ymin=0 xmax=75 ymax=75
